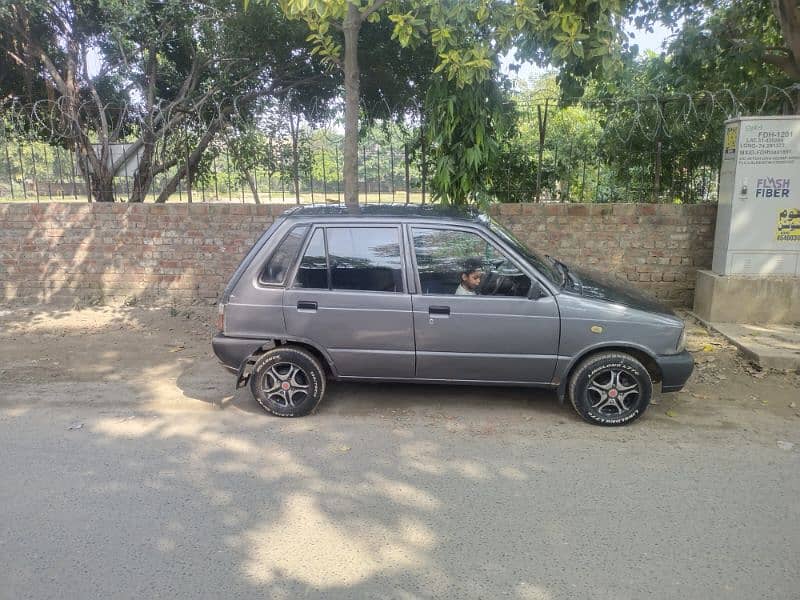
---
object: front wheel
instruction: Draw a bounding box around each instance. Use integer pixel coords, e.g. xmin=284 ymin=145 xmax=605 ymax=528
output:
xmin=249 ymin=346 xmax=326 ymax=417
xmin=568 ymin=352 xmax=653 ymax=426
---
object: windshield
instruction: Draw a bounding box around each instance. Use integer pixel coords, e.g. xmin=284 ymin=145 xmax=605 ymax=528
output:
xmin=489 ymin=219 xmax=561 ymax=285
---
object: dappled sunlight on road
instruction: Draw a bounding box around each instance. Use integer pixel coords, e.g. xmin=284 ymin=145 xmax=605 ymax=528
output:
xmin=3 ymin=305 xmax=800 ymax=598
xmin=243 ymin=493 xmax=437 ymax=588
xmin=515 ymin=582 xmax=554 ymax=600
xmin=363 ymin=472 xmax=441 ymax=510
xmin=78 ymin=409 xmax=588 ymax=596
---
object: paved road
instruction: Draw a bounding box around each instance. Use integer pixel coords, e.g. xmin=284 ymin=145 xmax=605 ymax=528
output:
xmin=2 ymin=392 xmax=798 ymax=600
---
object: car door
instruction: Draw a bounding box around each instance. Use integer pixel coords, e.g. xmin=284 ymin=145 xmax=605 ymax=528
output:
xmin=283 ymin=224 xmax=415 ymax=379
xmin=409 ymin=225 xmax=560 ymax=384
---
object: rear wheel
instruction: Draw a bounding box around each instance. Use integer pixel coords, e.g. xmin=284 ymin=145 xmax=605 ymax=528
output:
xmin=249 ymin=346 xmax=326 ymax=417
xmin=568 ymin=352 xmax=652 ymax=426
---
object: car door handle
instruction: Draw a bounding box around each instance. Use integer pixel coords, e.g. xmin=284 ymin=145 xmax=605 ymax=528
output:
xmin=297 ymin=300 xmax=318 ymax=311
xmin=428 ymin=305 xmax=450 ymax=316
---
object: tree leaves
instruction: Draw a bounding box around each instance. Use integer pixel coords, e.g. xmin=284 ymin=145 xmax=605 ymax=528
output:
xmin=261 ymin=0 xmax=637 ymax=205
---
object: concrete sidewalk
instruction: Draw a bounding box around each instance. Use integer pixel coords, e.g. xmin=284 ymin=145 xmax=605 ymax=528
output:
xmin=692 ymin=319 xmax=800 ymax=371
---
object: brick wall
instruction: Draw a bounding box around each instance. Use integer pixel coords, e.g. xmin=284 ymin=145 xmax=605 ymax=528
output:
xmin=0 ymin=202 xmax=715 ymax=306
xmin=488 ymin=203 xmax=716 ymax=306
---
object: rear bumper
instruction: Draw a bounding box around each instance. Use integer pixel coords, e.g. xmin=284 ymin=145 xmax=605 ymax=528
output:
xmin=655 ymin=350 xmax=694 ymax=392
xmin=212 ymin=334 xmax=271 ymax=373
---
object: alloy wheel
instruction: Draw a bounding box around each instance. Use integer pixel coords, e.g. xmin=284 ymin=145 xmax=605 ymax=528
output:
xmin=586 ymin=368 xmax=640 ymax=416
xmin=261 ymin=362 xmax=310 ymax=407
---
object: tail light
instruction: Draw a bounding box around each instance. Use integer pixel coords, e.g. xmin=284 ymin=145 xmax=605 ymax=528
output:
xmin=216 ymin=303 xmax=225 ymax=333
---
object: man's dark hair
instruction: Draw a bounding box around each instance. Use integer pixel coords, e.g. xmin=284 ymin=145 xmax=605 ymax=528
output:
xmin=461 ymin=257 xmax=483 ymax=276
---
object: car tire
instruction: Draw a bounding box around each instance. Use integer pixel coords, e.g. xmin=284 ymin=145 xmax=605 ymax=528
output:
xmin=249 ymin=346 xmax=326 ymax=417
xmin=568 ymin=352 xmax=653 ymax=426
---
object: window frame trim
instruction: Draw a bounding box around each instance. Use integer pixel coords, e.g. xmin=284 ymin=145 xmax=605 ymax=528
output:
xmin=407 ymin=223 xmax=549 ymax=300
xmin=288 ymin=223 xmax=408 ymax=294
xmin=254 ymin=224 xmax=311 ymax=288
xmin=287 ymin=225 xmax=328 ymax=291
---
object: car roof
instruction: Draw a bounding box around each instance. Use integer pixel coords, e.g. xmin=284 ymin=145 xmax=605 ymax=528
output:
xmin=282 ymin=203 xmax=486 ymax=224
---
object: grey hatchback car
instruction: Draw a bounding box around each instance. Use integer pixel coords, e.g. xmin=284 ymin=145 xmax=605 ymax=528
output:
xmin=212 ymin=205 xmax=693 ymax=425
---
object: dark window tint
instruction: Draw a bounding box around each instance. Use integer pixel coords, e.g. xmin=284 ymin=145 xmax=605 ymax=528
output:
xmin=260 ymin=225 xmax=309 ymax=284
xmin=327 ymin=227 xmax=403 ymax=292
xmin=295 ymin=228 xmax=328 ymax=289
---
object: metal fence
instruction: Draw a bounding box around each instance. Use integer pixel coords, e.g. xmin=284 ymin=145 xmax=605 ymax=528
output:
xmin=1 ymin=85 xmax=796 ymax=204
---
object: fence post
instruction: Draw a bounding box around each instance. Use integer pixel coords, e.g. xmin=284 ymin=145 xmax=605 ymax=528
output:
xmin=389 ymin=133 xmax=395 ymax=203
xmin=334 ymin=143 xmax=341 ymax=204
xmin=376 ymin=141 xmax=381 ymax=204
xmin=404 ymin=143 xmax=410 ymax=205
xmin=594 ymin=154 xmax=601 ymax=202
xmin=321 ymin=143 xmax=328 ymax=201
xmin=69 ymin=147 xmax=78 ymax=201
xmin=55 ymin=146 xmax=65 ymax=201
xmin=43 ymin=144 xmax=53 ymax=200
xmin=580 ymin=156 xmax=587 ymax=202
xmin=565 ymin=142 xmax=573 ymax=202
xmin=653 ymin=139 xmax=662 ymax=202
xmin=18 ymin=145 xmax=27 ymax=199
xmin=278 ymin=141 xmax=286 ymax=203
xmin=267 ymin=136 xmax=273 ymax=203
xmin=3 ymin=135 xmax=14 ymax=200
xmin=362 ymin=143 xmax=368 ymax=201
xmin=29 ymin=145 xmax=40 ymax=203
xmin=225 ymin=145 xmax=232 ymax=202
xmin=185 ymin=143 xmax=193 ymax=204
xmin=535 ymin=99 xmax=549 ymax=202
xmin=420 ymin=124 xmax=427 ymax=205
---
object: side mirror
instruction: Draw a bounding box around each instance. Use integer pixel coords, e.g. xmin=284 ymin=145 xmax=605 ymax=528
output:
xmin=528 ymin=280 xmax=545 ymax=300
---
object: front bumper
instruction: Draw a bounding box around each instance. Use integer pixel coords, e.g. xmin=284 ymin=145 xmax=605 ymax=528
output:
xmin=212 ymin=334 xmax=271 ymax=373
xmin=655 ymin=350 xmax=694 ymax=392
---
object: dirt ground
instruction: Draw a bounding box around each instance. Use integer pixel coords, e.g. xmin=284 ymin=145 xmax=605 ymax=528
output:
xmin=1 ymin=302 xmax=798 ymax=444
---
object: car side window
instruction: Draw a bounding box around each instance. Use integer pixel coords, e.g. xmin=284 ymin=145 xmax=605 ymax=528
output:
xmin=412 ymin=227 xmax=532 ymax=297
xmin=294 ymin=228 xmax=328 ymax=289
xmin=327 ymin=227 xmax=404 ymax=293
xmin=259 ymin=225 xmax=309 ymax=285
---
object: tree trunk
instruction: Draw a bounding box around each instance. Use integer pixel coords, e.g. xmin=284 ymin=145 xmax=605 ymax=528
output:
xmin=154 ymin=120 xmax=222 ymax=203
xmin=770 ymin=0 xmax=800 ymax=78
xmin=128 ymin=138 xmax=155 ymax=203
xmin=245 ymin=170 xmax=261 ymax=204
xmin=91 ymin=174 xmax=115 ymax=202
xmin=342 ymin=3 xmax=361 ymax=211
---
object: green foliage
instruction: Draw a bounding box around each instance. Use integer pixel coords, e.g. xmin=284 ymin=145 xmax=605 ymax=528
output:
xmin=0 ymin=0 xmax=338 ymax=202
xmin=276 ymin=0 xmax=633 ymax=89
xmin=269 ymin=0 xmax=637 ymax=205
xmin=425 ymin=76 xmax=512 ymax=206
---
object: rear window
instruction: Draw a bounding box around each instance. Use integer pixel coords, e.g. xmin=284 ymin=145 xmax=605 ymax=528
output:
xmin=293 ymin=226 xmax=404 ymax=293
xmin=327 ymin=227 xmax=403 ymax=292
xmin=259 ymin=225 xmax=309 ymax=285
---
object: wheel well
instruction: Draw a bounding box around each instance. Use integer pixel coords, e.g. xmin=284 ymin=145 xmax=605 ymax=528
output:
xmin=567 ymin=346 xmax=662 ymax=387
xmin=273 ymin=340 xmax=334 ymax=377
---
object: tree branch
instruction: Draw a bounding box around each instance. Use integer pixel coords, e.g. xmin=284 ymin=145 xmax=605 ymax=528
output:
xmin=360 ymin=0 xmax=389 ymax=22
xmin=27 ymin=39 xmax=69 ymax=96
xmin=3 ymin=49 xmax=27 ymax=68
xmin=763 ymin=51 xmax=800 ymax=78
